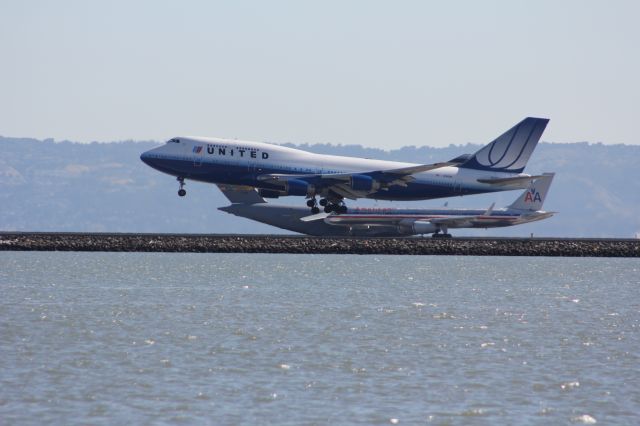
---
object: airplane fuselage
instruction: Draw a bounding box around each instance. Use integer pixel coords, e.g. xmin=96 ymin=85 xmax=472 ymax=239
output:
xmin=325 ymin=207 xmax=553 ymax=228
xmin=141 ymin=137 xmax=532 ymax=201
xmin=219 ymin=202 xmax=553 ymax=236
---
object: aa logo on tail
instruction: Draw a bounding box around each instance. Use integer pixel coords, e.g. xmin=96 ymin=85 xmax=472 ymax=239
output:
xmin=525 ymin=189 xmax=542 ymax=203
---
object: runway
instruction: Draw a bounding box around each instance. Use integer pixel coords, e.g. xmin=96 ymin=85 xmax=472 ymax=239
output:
xmin=1 ymin=232 xmax=638 ymax=257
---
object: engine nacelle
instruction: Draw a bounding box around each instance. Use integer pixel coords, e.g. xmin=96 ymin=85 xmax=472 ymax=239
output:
xmin=398 ymin=220 xmax=438 ymax=235
xmin=349 ymin=174 xmax=380 ymax=192
xmin=412 ymin=220 xmax=438 ymax=235
xmin=284 ymin=179 xmax=314 ymax=197
xmin=258 ymin=189 xmax=281 ymax=198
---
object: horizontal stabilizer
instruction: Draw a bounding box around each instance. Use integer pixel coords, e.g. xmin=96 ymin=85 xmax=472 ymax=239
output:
xmin=477 ymin=175 xmax=543 ymax=187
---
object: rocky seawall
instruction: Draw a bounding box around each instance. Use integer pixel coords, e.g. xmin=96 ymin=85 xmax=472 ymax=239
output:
xmin=1 ymin=233 xmax=638 ymax=257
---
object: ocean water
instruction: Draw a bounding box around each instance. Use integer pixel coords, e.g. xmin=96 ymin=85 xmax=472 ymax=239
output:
xmin=0 ymin=253 xmax=639 ymax=425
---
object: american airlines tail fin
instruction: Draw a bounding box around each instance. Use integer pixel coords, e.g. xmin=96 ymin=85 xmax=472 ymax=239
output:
xmin=460 ymin=117 xmax=549 ymax=173
xmin=507 ymin=173 xmax=555 ymax=211
xmin=217 ymin=184 xmax=266 ymax=204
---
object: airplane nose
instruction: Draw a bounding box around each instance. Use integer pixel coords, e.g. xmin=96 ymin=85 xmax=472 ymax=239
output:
xmin=140 ymin=151 xmax=154 ymax=166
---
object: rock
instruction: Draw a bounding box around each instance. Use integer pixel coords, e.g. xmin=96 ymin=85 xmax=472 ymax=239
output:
xmin=0 ymin=233 xmax=638 ymax=257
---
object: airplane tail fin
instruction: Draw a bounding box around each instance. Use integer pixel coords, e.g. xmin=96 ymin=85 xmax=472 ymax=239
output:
xmin=507 ymin=173 xmax=555 ymax=211
xmin=459 ymin=117 xmax=549 ymax=173
xmin=217 ymin=184 xmax=266 ymax=204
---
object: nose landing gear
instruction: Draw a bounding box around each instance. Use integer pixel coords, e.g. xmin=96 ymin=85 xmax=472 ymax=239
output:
xmin=177 ymin=177 xmax=186 ymax=197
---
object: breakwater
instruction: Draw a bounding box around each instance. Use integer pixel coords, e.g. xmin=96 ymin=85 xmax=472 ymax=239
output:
xmin=1 ymin=233 xmax=638 ymax=257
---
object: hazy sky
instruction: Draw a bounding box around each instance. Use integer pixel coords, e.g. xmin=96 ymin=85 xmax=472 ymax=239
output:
xmin=1 ymin=0 xmax=638 ymax=148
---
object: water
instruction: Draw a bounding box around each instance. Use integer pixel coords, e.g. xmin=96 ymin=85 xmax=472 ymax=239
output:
xmin=1 ymin=253 xmax=639 ymax=425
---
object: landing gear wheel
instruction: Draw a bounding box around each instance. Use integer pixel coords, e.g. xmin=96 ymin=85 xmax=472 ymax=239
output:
xmin=177 ymin=176 xmax=186 ymax=197
xmin=324 ymin=205 xmax=334 ymax=213
xmin=338 ymin=205 xmax=348 ymax=214
xmin=307 ymin=197 xmax=319 ymax=212
xmin=319 ymin=198 xmax=328 ymax=207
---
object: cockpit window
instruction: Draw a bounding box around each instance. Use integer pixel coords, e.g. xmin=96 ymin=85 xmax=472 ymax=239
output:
xmin=167 ymin=138 xmax=180 ymax=144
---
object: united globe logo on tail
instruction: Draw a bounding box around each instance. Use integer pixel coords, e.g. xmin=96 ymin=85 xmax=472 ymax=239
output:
xmin=459 ymin=117 xmax=549 ymax=174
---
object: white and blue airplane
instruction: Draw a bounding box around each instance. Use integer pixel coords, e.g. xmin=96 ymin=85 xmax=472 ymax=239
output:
xmin=141 ymin=117 xmax=549 ymax=213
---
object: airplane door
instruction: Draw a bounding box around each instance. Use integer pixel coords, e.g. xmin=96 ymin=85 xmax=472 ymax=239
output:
xmin=193 ymin=144 xmax=204 ymax=167
xmin=248 ymin=152 xmax=264 ymax=177
xmin=249 ymin=159 xmax=262 ymax=177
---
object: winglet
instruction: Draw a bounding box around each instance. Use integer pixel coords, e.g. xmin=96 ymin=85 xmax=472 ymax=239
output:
xmin=300 ymin=212 xmax=330 ymax=222
xmin=484 ymin=202 xmax=495 ymax=216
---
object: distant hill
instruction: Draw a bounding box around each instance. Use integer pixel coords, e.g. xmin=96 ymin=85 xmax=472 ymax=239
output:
xmin=1 ymin=136 xmax=639 ymax=237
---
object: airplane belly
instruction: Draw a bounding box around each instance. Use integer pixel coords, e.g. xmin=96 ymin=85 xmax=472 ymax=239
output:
xmin=149 ymin=157 xmax=275 ymax=187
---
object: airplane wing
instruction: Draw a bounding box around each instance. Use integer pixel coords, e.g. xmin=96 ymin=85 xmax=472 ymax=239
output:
xmin=429 ymin=203 xmax=497 ymax=227
xmin=257 ymin=162 xmax=455 ymax=199
xmin=217 ymin=184 xmax=266 ymax=204
xmin=321 ymin=212 xmax=411 ymax=227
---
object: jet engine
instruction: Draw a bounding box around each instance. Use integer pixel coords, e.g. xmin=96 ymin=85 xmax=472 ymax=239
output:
xmin=349 ymin=175 xmax=380 ymax=192
xmin=398 ymin=219 xmax=438 ymax=235
xmin=412 ymin=221 xmax=438 ymax=234
xmin=284 ymin=179 xmax=314 ymax=196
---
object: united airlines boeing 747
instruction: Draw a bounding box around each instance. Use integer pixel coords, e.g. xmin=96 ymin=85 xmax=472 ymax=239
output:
xmin=141 ymin=117 xmax=548 ymax=213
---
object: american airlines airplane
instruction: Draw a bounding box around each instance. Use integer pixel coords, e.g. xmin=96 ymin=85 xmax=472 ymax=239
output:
xmin=141 ymin=117 xmax=549 ymax=213
xmin=309 ymin=173 xmax=555 ymax=237
xmin=217 ymin=174 xmax=555 ymax=237
xmin=218 ymin=173 xmax=554 ymax=237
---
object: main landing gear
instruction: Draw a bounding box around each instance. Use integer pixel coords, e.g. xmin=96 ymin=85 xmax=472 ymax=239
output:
xmin=432 ymin=226 xmax=452 ymax=238
xmin=306 ymin=197 xmax=348 ymax=214
xmin=324 ymin=202 xmax=348 ymax=214
xmin=177 ymin=177 xmax=186 ymax=197
xmin=306 ymin=198 xmax=320 ymax=214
